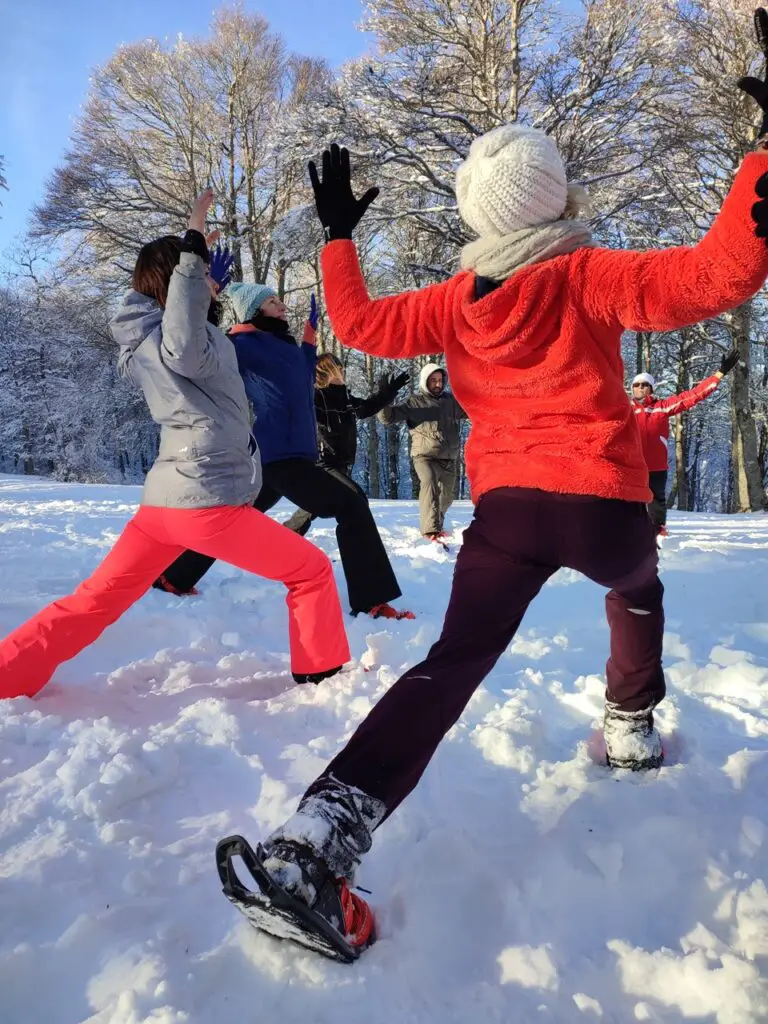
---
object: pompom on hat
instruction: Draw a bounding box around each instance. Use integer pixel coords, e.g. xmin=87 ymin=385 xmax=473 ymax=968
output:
xmin=456 ymin=124 xmax=569 ymax=236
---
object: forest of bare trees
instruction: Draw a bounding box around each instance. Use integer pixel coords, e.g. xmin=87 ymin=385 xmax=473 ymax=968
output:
xmin=2 ymin=0 xmax=768 ymax=511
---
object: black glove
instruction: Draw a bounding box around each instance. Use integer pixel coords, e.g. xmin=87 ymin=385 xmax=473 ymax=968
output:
xmin=738 ymin=9 xmax=768 ymax=138
xmin=390 ymin=371 xmax=410 ymax=393
xmin=753 ymin=172 xmax=768 ymax=238
xmin=181 ymin=229 xmax=210 ymax=264
xmin=308 ymin=144 xmax=380 ymax=241
xmin=719 ymin=348 xmax=740 ymax=375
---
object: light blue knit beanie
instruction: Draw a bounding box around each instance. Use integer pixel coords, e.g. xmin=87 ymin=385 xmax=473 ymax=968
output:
xmin=228 ymin=282 xmax=277 ymax=324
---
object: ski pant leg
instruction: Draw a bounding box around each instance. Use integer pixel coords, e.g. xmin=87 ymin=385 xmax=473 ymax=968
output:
xmin=311 ymin=489 xmax=557 ymax=818
xmin=161 ymin=504 xmax=350 ymax=675
xmin=647 ymin=470 xmax=668 ymax=529
xmin=561 ymin=496 xmax=665 ymax=713
xmin=413 ymin=456 xmax=441 ymax=535
xmin=155 ymin=481 xmax=281 ymax=593
xmin=0 ymin=508 xmax=184 ymax=699
xmin=264 ymin=459 xmax=401 ymax=614
xmin=436 ymin=458 xmax=457 ymax=532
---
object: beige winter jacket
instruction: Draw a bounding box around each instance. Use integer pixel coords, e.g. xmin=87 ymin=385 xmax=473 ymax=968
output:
xmin=378 ymin=363 xmax=467 ymax=459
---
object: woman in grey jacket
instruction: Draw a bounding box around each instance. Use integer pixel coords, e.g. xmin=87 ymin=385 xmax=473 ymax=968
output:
xmin=0 ymin=191 xmax=350 ymax=701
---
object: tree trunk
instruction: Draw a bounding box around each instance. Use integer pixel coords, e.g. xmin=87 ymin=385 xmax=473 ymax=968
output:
xmin=729 ymin=303 xmax=765 ymax=511
xmin=636 ymin=331 xmax=652 ymax=374
xmin=366 ymin=354 xmax=380 ymax=498
xmin=672 ymin=348 xmax=690 ymax=510
xmin=385 ymin=423 xmax=401 ymax=500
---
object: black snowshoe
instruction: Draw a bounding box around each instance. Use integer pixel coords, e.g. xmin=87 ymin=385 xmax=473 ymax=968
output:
xmin=216 ymin=834 xmax=375 ymax=964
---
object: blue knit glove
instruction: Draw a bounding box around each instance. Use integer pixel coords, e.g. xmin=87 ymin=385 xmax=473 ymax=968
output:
xmin=209 ymin=245 xmax=235 ymax=293
xmin=309 ymin=292 xmax=319 ymax=330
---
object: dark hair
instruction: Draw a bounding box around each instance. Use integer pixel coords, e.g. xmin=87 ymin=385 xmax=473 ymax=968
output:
xmin=132 ymin=235 xmax=184 ymax=307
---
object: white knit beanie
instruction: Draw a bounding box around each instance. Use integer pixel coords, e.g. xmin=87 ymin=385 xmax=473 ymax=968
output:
xmin=456 ymin=124 xmax=568 ymax=236
xmin=632 ymin=372 xmax=656 ymax=388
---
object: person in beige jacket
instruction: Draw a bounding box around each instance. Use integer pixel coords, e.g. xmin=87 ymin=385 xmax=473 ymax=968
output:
xmin=378 ymin=362 xmax=467 ymax=540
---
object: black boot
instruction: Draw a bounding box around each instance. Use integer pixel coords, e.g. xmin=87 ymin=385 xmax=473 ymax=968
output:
xmin=292 ymin=665 xmax=343 ymax=685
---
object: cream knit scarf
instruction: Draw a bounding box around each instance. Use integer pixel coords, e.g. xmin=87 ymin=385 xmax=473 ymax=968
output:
xmin=460 ymin=185 xmax=593 ymax=280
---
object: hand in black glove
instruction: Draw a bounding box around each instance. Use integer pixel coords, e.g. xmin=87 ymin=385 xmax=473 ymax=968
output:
xmin=739 ymin=9 xmax=768 ymax=135
xmin=719 ymin=348 xmax=740 ymax=376
xmin=308 ymin=144 xmax=380 ymax=241
xmin=754 ymin=172 xmax=768 ymax=238
xmin=390 ymin=371 xmax=410 ymax=392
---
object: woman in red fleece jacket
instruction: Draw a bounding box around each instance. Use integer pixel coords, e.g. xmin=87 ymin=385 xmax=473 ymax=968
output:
xmin=631 ymin=351 xmax=738 ymax=535
xmin=215 ymin=17 xmax=768 ymax=958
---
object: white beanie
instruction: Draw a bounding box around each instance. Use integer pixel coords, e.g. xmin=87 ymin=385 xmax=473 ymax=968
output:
xmin=456 ymin=124 xmax=568 ymax=236
xmin=632 ymin=372 xmax=656 ymax=388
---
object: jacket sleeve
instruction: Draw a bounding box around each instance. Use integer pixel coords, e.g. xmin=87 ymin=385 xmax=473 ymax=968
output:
xmin=351 ymin=386 xmax=397 ymax=420
xmin=579 ymin=152 xmax=768 ymax=332
xmin=160 ymin=251 xmax=220 ymax=379
xmin=378 ymin=400 xmax=439 ymax=427
xmin=321 ymin=241 xmax=454 ymax=359
xmin=651 ymin=374 xmax=721 ymax=415
xmin=451 ymin=395 xmax=469 ymax=420
xmin=301 ymin=340 xmax=318 ymax=379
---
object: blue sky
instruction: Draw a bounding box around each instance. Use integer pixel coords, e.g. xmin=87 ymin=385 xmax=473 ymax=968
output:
xmin=0 ymin=0 xmax=372 ymax=253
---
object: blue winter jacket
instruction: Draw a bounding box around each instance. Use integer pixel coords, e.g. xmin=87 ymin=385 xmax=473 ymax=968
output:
xmin=229 ymin=324 xmax=318 ymax=465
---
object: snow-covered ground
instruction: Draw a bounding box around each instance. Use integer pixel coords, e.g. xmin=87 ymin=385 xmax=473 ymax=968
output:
xmin=1 ymin=476 xmax=768 ymax=1024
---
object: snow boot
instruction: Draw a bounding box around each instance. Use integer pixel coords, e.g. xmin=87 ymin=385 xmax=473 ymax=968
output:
xmin=293 ymin=665 xmax=343 ymax=686
xmin=216 ymin=835 xmax=374 ymax=963
xmin=603 ymin=704 xmax=663 ymax=771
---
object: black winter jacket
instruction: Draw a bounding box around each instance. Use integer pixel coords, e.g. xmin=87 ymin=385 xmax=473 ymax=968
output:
xmin=315 ymin=382 xmax=396 ymax=469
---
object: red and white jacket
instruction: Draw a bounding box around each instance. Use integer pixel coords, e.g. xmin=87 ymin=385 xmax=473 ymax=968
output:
xmin=632 ymin=375 xmax=720 ymax=472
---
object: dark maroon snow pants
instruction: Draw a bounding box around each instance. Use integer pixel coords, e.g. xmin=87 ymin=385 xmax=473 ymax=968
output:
xmin=314 ymin=487 xmax=664 ymax=819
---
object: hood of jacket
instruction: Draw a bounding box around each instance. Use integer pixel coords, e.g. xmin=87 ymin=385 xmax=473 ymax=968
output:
xmin=112 ymin=290 xmax=163 ymax=375
xmin=419 ymin=362 xmax=447 ymax=395
xmin=451 ymin=256 xmax=578 ymax=368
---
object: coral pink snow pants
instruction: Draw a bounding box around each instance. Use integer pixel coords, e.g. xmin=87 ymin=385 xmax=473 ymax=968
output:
xmin=0 ymin=504 xmax=350 ymax=699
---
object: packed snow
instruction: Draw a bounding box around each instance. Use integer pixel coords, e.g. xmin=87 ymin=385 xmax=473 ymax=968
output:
xmin=1 ymin=475 xmax=768 ymax=1023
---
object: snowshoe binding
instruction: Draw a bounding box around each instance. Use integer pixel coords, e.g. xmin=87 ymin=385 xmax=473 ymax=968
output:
xmin=216 ymin=835 xmax=375 ymax=963
xmin=604 ymin=705 xmax=663 ymax=771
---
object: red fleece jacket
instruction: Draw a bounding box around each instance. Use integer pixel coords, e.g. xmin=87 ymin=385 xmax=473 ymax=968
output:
xmin=633 ymin=375 xmax=721 ymax=472
xmin=320 ymin=153 xmax=768 ymax=504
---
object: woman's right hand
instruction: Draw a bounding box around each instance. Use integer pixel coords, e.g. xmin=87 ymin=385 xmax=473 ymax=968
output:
xmin=188 ymin=188 xmax=214 ymax=235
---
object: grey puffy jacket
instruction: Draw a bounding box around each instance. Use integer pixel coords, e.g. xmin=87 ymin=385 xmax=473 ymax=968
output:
xmin=378 ymin=362 xmax=467 ymax=459
xmin=112 ymin=251 xmax=262 ymax=508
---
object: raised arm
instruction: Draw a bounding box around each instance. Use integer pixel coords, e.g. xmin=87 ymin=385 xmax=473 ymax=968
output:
xmin=579 ymin=153 xmax=768 ymax=333
xmin=160 ymin=191 xmax=220 ymax=380
xmin=321 ymin=242 xmax=453 ymax=359
xmin=652 ymin=350 xmax=739 ymax=415
xmin=378 ymin=399 xmax=439 ymax=427
xmin=352 ymin=372 xmax=410 ymax=419
xmin=581 ymin=9 xmax=768 ymax=333
xmin=309 ymin=144 xmax=454 ymax=359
